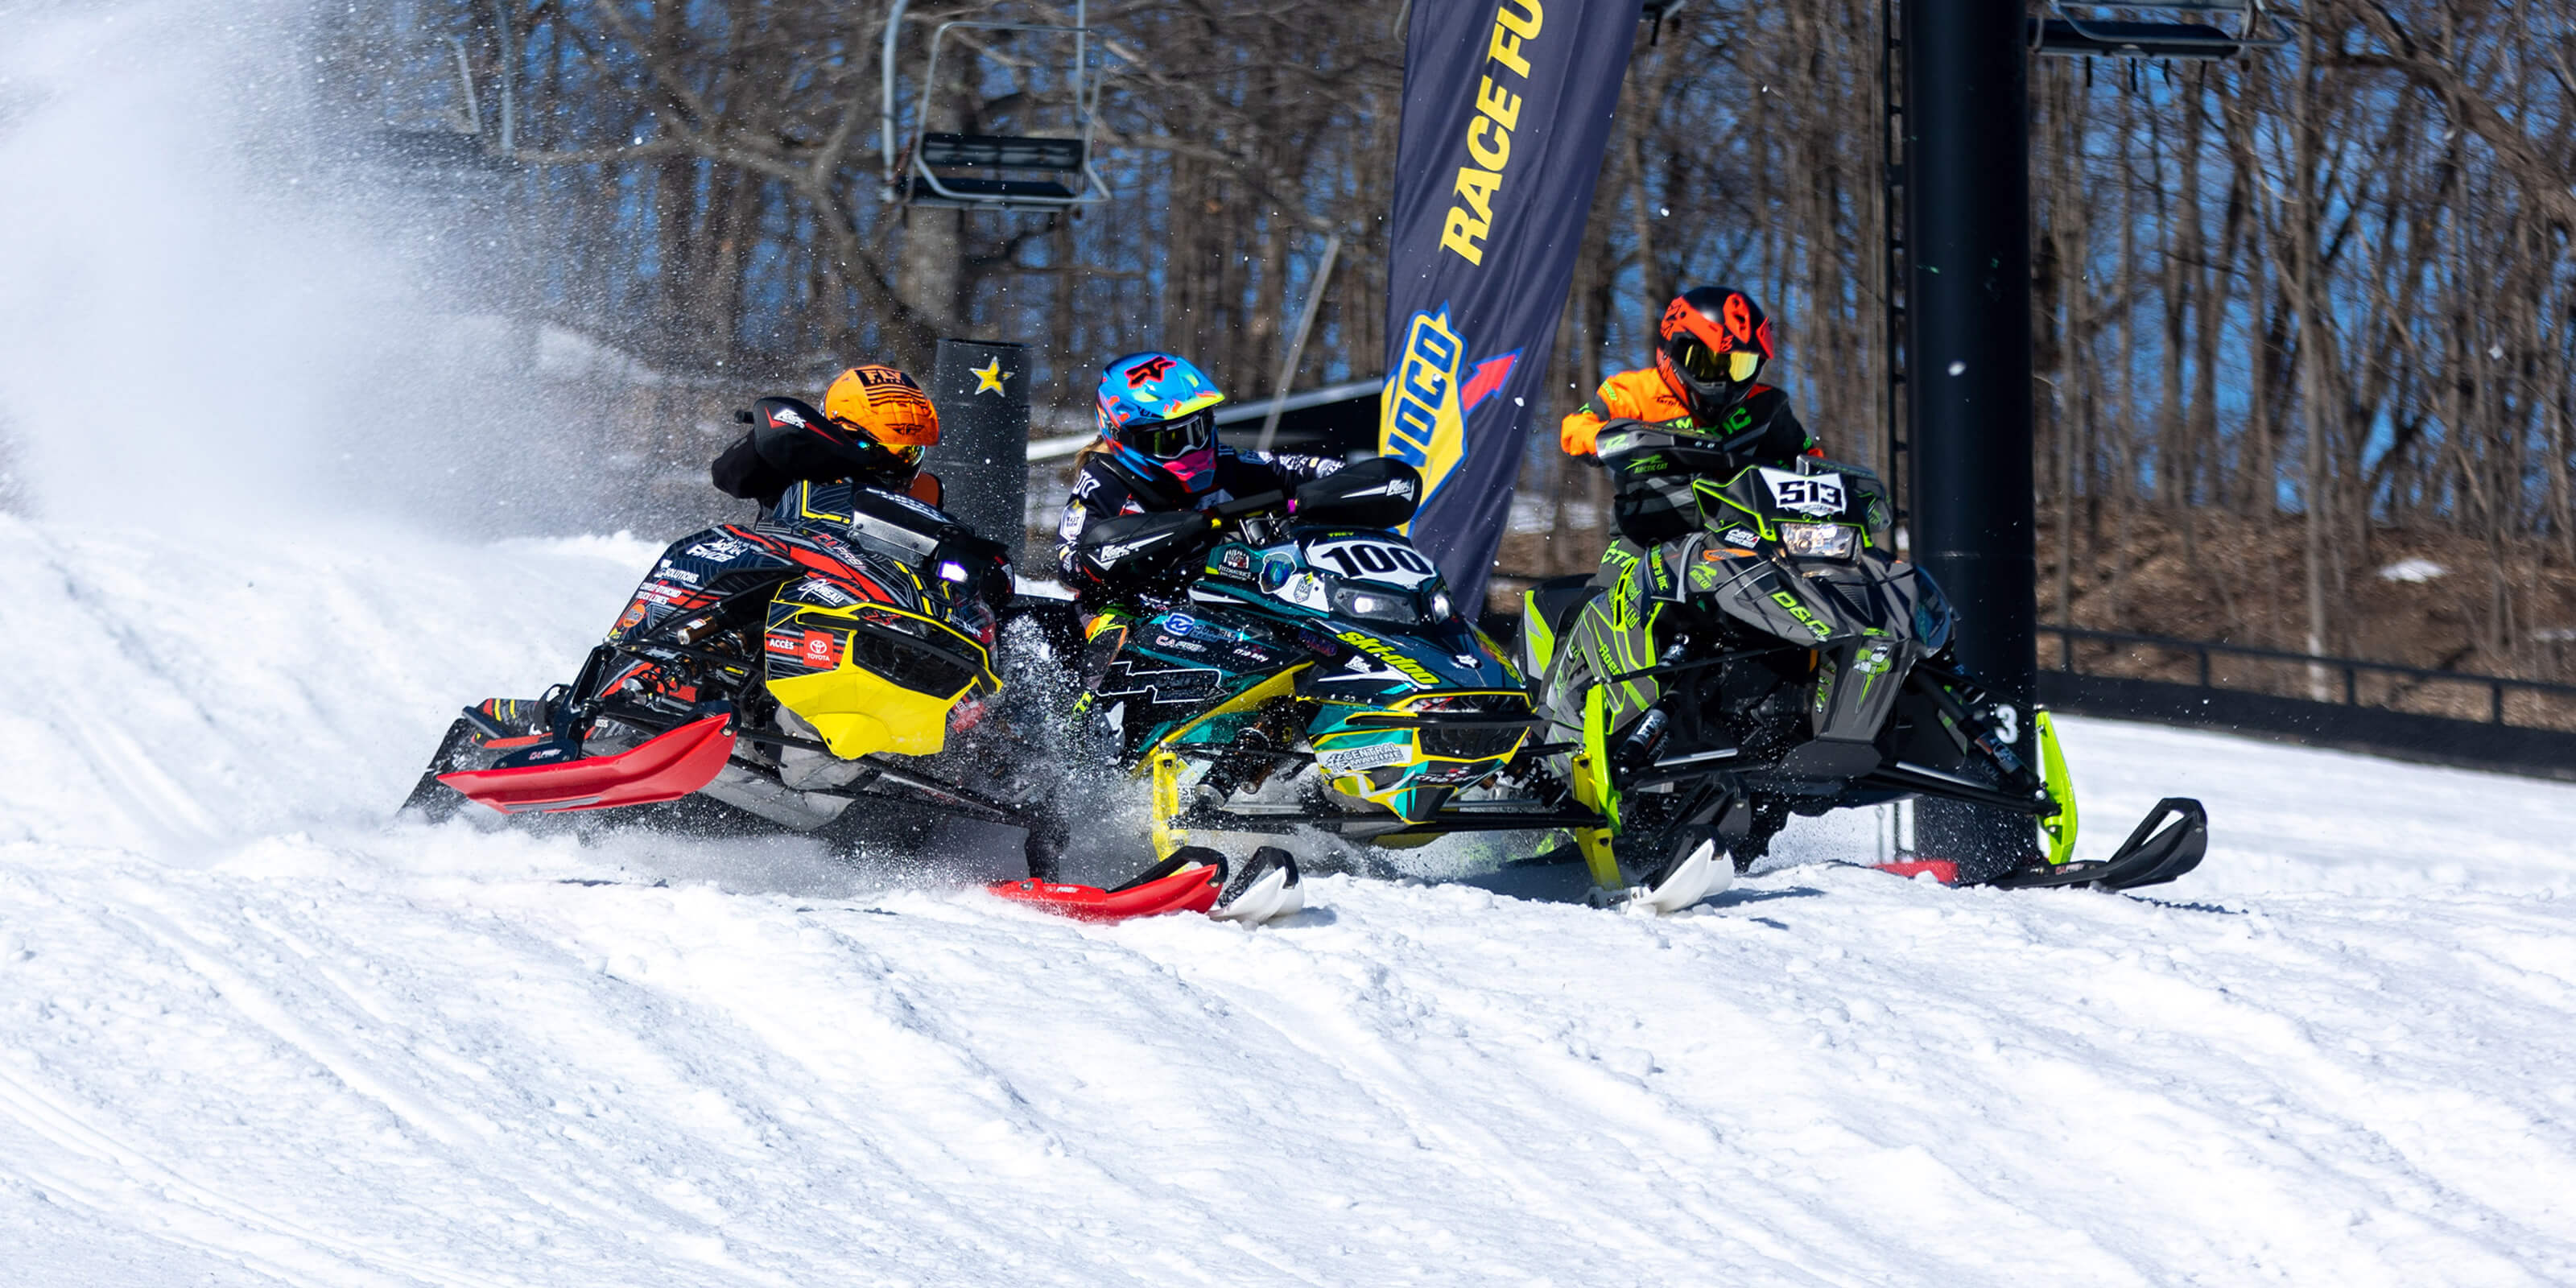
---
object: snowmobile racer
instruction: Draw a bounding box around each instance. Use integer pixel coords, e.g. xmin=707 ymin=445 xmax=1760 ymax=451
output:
xmin=402 ymin=366 xmax=1298 ymax=922
xmin=1054 ymin=351 xmax=1340 ymax=703
xmin=1520 ymin=295 xmax=2207 ymax=909
xmin=1028 ymin=352 xmax=1572 ymax=906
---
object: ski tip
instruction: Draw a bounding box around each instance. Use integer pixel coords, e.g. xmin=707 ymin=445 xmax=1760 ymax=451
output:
xmin=1869 ymin=859 xmax=1961 ymax=885
xmin=985 ymin=852 xmax=1226 ymax=923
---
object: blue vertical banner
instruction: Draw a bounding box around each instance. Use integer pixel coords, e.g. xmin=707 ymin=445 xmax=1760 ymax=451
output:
xmin=1380 ymin=0 xmax=1637 ymax=607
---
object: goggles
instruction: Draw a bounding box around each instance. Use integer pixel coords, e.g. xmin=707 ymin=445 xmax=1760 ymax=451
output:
xmin=1121 ymin=408 xmax=1216 ymax=461
xmin=1674 ymin=336 xmax=1762 ymax=385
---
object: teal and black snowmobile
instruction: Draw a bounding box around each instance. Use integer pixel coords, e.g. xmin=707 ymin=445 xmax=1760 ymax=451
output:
xmin=1061 ymin=459 xmax=1591 ymax=870
xmin=1519 ymin=428 xmax=2207 ymax=910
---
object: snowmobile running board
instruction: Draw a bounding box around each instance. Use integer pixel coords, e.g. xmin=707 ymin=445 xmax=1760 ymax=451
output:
xmin=436 ymin=714 xmax=737 ymax=814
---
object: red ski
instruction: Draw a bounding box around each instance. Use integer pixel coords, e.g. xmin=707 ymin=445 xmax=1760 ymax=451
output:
xmin=436 ymin=715 xmax=736 ymax=815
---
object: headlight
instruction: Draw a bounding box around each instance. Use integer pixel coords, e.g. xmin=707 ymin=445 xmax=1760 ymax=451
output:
xmin=1780 ymin=522 xmax=1856 ymax=559
xmin=1332 ymin=584 xmax=1422 ymax=625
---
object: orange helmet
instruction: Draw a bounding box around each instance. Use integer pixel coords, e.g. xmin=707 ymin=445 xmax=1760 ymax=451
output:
xmin=822 ymin=365 xmax=939 ymax=468
xmin=1653 ymin=287 xmax=1774 ymax=423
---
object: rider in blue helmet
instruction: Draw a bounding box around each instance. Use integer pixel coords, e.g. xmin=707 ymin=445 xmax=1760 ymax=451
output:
xmin=1054 ymin=350 xmax=1338 ymax=683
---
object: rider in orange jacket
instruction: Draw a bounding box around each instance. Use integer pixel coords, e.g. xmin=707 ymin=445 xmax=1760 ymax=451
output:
xmin=1560 ymin=288 xmax=1822 ymax=591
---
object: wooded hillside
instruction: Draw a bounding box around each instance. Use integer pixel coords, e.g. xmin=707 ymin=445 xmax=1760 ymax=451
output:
xmin=324 ymin=1 xmax=2576 ymax=679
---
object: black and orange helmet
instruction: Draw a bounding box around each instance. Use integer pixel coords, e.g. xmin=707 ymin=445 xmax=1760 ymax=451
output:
xmin=822 ymin=364 xmax=940 ymax=469
xmin=1653 ymin=287 xmax=1774 ymax=423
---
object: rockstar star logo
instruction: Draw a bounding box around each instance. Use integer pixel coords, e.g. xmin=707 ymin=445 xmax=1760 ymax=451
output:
xmin=970 ymin=356 xmax=1010 ymax=396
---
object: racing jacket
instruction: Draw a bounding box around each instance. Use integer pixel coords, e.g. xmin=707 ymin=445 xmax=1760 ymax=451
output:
xmin=1559 ymin=368 xmax=1816 ymax=464
xmin=1559 ymin=369 xmax=1823 ymax=551
xmin=1055 ymin=445 xmax=1339 ymax=602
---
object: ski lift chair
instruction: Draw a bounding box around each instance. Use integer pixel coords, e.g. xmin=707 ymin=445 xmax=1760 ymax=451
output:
xmin=2029 ymin=0 xmax=2289 ymax=59
xmin=881 ymin=0 xmax=1111 ymax=212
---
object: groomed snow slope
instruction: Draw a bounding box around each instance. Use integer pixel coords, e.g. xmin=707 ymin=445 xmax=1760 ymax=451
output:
xmin=3 ymin=516 xmax=2574 ymax=1287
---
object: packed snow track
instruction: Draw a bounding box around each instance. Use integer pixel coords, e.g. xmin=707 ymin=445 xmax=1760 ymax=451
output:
xmin=2 ymin=518 xmax=2572 ymax=1286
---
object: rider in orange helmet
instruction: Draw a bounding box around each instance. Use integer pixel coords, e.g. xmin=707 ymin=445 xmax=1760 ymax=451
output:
xmin=1561 ymin=287 xmax=1816 ymax=463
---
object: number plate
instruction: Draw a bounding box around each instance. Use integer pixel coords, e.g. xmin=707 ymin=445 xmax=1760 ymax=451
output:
xmin=1757 ymin=468 xmax=1847 ymax=518
xmin=1304 ymin=536 xmax=1439 ymax=588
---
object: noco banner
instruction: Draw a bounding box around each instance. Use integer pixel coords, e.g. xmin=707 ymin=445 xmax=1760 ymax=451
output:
xmin=1379 ymin=0 xmax=1636 ymax=605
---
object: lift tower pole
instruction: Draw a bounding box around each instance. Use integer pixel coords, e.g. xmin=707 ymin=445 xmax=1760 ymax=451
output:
xmin=1902 ymin=0 xmax=2037 ymax=877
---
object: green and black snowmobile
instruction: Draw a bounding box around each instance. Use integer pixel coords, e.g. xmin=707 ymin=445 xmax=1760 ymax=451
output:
xmin=1518 ymin=428 xmax=2207 ymax=910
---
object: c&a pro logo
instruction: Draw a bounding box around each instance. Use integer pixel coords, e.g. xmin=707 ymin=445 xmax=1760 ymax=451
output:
xmin=1379 ymin=305 xmax=1517 ymax=509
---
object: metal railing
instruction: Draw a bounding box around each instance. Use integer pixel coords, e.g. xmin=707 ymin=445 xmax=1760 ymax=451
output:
xmin=2038 ymin=625 xmax=2576 ymax=729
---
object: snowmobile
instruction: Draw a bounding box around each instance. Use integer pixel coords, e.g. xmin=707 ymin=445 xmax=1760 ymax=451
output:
xmin=401 ymin=398 xmax=1298 ymax=923
xmin=1061 ymin=458 xmax=1591 ymax=864
xmin=1517 ymin=430 xmax=2207 ymax=910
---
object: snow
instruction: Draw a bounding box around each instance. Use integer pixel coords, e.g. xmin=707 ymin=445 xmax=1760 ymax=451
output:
xmin=2377 ymin=559 xmax=2450 ymax=584
xmin=2 ymin=514 xmax=2574 ymax=1286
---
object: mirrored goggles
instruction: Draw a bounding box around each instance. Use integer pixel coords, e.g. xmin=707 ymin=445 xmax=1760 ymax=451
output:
xmin=1675 ymin=337 xmax=1762 ymax=385
xmin=1123 ymin=409 xmax=1216 ymax=460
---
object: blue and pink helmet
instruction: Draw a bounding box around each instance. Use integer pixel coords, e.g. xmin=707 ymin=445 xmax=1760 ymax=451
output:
xmin=1096 ymin=351 xmax=1227 ymax=497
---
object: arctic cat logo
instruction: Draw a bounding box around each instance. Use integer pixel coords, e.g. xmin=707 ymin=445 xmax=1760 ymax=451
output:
xmin=1335 ymin=630 xmax=1440 ymax=687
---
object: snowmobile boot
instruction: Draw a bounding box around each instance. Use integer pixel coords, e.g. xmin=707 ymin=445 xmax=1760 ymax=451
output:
xmin=464 ymin=696 xmax=553 ymax=740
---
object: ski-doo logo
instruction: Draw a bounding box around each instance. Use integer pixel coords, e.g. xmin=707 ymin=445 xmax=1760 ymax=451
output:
xmin=1379 ymin=306 xmax=1518 ymax=510
xmin=1335 ymin=630 xmax=1441 ymax=687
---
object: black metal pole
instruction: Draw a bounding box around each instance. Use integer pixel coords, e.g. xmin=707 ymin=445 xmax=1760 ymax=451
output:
xmin=928 ymin=338 xmax=1032 ymax=564
xmin=1903 ymin=0 xmax=2037 ymax=878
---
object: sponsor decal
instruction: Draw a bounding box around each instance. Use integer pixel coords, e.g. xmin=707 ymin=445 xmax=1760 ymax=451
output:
xmin=1758 ymin=468 xmax=1847 ymax=518
xmin=800 ymin=630 xmax=843 ymax=668
xmin=1152 ymin=634 xmax=1207 ymax=654
xmin=1215 ymin=547 xmax=1255 ymax=580
xmin=1724 ymin=527 xmax=1761 ymax=547
xmin=658 ymin=567 xmax=701 ymax=585
xmin=615 ymin=598 xmax=650 ymax=631
xmin=804 ymin=580 xmax=855 ymax=607
xmin=1769 ymin=588 xmax=1835 ymax=640
xmin=1318 ymin=741 xmax=1414 ymax=774
xmin=769 ymin=406 xmax=807 ymax=427
xmin=687 ymin=538 xmax=753 ymax=561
